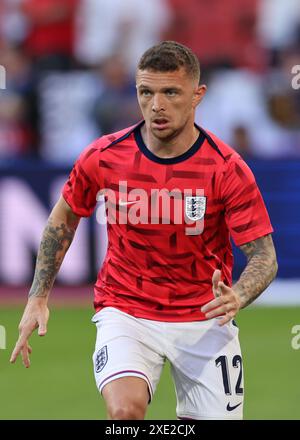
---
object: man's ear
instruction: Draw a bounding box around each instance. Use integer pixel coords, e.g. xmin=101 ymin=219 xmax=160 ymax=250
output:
xmin=192 ymin=84 xmax=207 ymax=108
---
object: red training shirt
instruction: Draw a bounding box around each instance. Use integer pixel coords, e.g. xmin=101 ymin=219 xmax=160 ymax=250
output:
xmin=62 ymin=121 xmax=273 ymax=322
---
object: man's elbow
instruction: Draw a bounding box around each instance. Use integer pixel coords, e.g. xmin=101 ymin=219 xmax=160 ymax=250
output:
xmin=50 ymin=196 xmax=81 ymax=230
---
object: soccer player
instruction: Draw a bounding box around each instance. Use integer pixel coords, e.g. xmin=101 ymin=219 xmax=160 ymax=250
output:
xmin=10 ymin=41 xmax=277 ymax=420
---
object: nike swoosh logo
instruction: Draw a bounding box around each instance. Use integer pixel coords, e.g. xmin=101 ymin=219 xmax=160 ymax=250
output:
xmin=119 ymin=199 xmax=139 ymax=206
xmin=226 ymin=402 xmax=242 ymax=411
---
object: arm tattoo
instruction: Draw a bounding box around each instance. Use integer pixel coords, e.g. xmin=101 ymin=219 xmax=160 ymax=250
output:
xmin=29 ymin=218 xmax=76 ymax=298
xmin=233 ymin=234 xmax=278 ymax=308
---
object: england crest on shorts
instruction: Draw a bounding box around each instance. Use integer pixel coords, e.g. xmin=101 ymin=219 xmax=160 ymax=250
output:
xmin=185 ymin=196 xmax=206 ymax=221
xmin=95 ymin=345 xmax=108 ymax=373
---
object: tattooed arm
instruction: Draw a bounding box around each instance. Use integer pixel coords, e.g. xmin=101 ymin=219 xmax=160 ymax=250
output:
xmin=10 ymin=196 xmax=81 ymax=367
xmin=233 ymin=234 xmax=278 ymax=308
xmin=29 ymin=197 xmax=80 ymax=299
xmin=201 ymin=234 xmax=278 ymax=326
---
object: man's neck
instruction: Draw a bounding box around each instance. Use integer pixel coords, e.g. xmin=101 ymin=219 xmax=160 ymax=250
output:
xmin=140 ymin=122 xmax=200 ymax=159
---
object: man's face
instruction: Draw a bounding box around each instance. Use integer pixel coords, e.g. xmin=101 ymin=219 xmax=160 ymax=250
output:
xmin=136 ymin=67 xmax=206 ymax=141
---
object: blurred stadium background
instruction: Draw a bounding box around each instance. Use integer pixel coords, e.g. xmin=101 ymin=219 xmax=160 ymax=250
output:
xmin=0 ymin=0 xmax=300 ymax=420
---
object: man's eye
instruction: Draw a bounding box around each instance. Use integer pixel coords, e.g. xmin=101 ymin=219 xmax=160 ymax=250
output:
xmin=166 ymin=90 xmax=177 ymax=96
xmin=141 ymin=90 xmax=151 ymax=96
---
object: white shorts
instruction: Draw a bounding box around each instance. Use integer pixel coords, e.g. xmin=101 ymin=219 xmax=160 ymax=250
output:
xmin=92 ymin=307 xmax=244 ymax=420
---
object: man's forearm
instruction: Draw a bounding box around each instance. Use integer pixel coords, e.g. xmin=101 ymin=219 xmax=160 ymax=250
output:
xmin=233 ymin=235 xmax=278 ymax=309
xmin=29 ymin=217 xmax=76 ymax=299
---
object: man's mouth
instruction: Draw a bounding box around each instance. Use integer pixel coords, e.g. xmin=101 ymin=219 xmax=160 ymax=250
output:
xmin=152 ymin=118 xmax=170 ymax=130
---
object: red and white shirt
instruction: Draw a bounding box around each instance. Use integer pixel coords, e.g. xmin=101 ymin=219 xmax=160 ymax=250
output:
xmin=62 ymin=121 xmax=273 ymax=322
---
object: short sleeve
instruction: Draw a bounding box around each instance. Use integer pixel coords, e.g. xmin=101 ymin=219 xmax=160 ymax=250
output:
xmin=221 ymin=156 xmax=273 ymax=246
xmin=62 ymin=144 xmax=101 ymax=217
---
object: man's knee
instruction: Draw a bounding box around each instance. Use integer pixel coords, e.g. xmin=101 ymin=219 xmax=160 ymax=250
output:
xmin=102 ymin=376 xmax=149 ymax=420
xmin=108 ymin=400 xmax=147 ymax=420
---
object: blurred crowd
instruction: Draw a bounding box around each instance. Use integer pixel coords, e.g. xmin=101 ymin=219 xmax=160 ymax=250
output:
xmin=0 ymin=0 xmax=300 ymax=164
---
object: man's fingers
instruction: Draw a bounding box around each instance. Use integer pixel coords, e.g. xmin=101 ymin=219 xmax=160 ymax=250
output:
xmin=10 ymin=326 xmax=34 ymax=363
xmin=201 ymin=297 xmax=224 ymax=314
xmin=10 ymin=340 xmax=26 ymax=364
xmin=11 ymin=338 xmax=32 ymax=368
xmin=18 ymin=326 xmax=34 ymax=345
xmin=203 ymin=305 xmax=227 ymax=320
xmin=10 ymin=304 xmax=49 ymax=366
xmin=212 ymin=269 xmax=221 ymax=293
xmin=218 ymin=281 xmax=232 ymax=294
xmin=217 ymin=311 xmax=235 ymax=327
xmin=10 ymin=344 xmax=21 ymax=364
xmin=38 ymin=322 xmax=47 ymax=336
xmin=21 ymin=344 xmax=31 ymax=368
xmin=205 ymin=274 xmax=239 ymax=324
xmin=10 ymin=338 xmax=28 ymax=364
xmin=10 ymin=337 xmax=25 ymax=363
xmin=37 ymin=308 xmax=49 ymax=336
xmin=201 ymin=294 xmax=235 ymax=320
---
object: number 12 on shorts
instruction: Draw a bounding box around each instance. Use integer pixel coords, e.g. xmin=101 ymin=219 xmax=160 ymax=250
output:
xmin=215 ymin=355 xmax=244 ymax=395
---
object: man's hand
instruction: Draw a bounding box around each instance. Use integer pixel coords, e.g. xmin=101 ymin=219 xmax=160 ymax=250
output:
xmin=10 ymin=297 xmax=49 ymax=368
xmin=9 ymin=197 xmax=78 ymax=368
xmin=201 ymin=270 xmax=241 ymax=326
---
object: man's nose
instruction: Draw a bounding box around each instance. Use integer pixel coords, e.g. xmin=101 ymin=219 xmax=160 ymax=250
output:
xmin=152 ymin=94 xmax=165 ymax=112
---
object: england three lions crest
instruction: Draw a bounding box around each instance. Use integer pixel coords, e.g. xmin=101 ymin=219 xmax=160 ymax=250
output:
xmin=95 ymin=345 xmax=108 ymax=373
xmin=185 ymin=196 xmax=207 ymax=221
